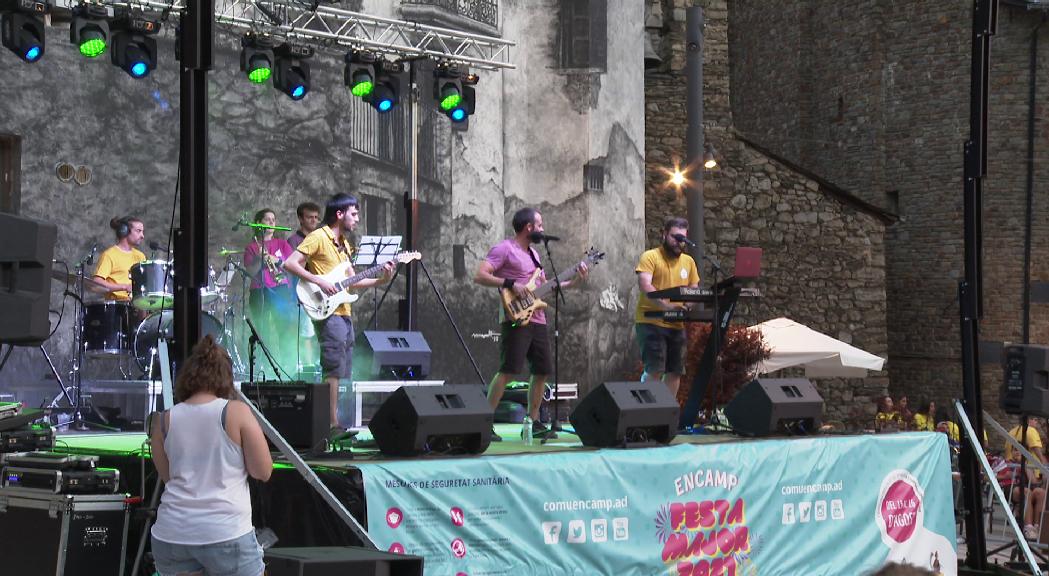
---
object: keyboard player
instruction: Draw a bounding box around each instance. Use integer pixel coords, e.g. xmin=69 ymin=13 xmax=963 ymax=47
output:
xmin=634 ymin=217 xmax=701 ymax=396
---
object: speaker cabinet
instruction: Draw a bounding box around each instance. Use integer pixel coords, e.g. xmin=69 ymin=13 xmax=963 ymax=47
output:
xmin=368 ymin=384 xmax=493 ymax=456
xmin=241 ymin=381 xmax=330 ymax=450
xmin=1001 ymin=344 xmax=1049 ymax=418
xmin=569 ymin=381 xmax=680 ymax=447
xmin=359 ymin=331 xmax=431 ymax=380
xmin=264 ymin=547 xmax=423 ymax=576
xmin=0 ymin=213 xmax=56 ymax=345
xmin=724 ymin=378 xmax=823 ymax=436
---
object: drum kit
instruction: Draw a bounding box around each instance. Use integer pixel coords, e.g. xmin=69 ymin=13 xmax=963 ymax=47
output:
xmin=70 ymin=225 xmax=297 ymax=381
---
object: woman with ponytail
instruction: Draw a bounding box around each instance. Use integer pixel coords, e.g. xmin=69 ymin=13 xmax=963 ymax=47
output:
xmin=149 ymin=335 xmax=272 ymax=576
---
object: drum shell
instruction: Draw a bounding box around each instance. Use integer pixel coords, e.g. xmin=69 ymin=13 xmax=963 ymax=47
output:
xmin=129 ymin=261 xmax=173 ymax=311
xmin=82 ymin=302 xmax=133 ymax=355
xmin=133 ymin=311 xmax=222 ymax=374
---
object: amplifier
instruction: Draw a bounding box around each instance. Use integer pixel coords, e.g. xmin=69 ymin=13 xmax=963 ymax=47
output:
xmin=241 ymin=381 xmax=330 ymax=450
xmin=1 ymin=426 xmax=54 ymax=454
xmin=0 ymin=488 xmax=129 ymax=576
xmin=3 ymin=466 xmax=120 ymax=494
xmin=4 ymin=451 xmax=97 ymax=470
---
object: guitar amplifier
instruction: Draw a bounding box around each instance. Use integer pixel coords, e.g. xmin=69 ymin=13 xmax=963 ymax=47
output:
xmin=241 ymin=381 xmax=330 ymax=450
xmin=0 ymin=488 xmax=129 ymax=576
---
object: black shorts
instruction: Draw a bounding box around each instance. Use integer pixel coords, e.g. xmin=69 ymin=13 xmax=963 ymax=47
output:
xmin=315 ymin=315 xmax=354 ymax=380
xmin=636 ymin=323 xmax=686 ymax=375
xmin=499 ymin=322 xmax=553 ymax=376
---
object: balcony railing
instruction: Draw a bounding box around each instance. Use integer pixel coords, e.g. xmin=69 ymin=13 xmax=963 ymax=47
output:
xmin=401 ymin=0 xmax=498 ymax=29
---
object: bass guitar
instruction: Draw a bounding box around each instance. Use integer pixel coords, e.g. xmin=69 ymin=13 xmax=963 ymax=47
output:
xmin=500 ymin=247 xmax=605 ymax=326
xmin=297 ymin=251 xmax=421 ymax=321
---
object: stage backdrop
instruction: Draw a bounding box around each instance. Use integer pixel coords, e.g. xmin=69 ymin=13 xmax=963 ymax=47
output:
xmin=355 ymin=433 xmax=956 ymax=576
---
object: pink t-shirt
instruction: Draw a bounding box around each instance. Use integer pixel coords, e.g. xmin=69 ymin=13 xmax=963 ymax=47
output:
xmin=484 ymin=239 xmax=547 ymax=325
xmin=243 ymin=237 xmax=294 ymax=289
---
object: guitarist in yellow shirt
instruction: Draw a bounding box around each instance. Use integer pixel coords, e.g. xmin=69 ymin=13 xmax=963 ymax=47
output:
xmin=283 ymin=193 xmax=395 ymax=435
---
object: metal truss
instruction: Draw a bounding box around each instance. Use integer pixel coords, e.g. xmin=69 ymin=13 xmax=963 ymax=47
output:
xmin=55 ymin=0 xmax=516 ymax=70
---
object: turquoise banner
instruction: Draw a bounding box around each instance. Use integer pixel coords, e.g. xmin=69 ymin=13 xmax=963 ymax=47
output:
xmin=354 ymin=432 xmax=956 ymax=576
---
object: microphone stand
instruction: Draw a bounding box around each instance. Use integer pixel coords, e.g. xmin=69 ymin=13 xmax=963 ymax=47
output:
xmin=704 ymin=253 xmax=722 ymax=427
xmin=540 ymin=238 xmax=566 ymax=434
xmin=245 ymin=316 xmax=284 ymax=385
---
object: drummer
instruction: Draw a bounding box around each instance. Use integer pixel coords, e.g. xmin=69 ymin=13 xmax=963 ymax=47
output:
xmin=93 ymin=216 xmax=146 ymax=302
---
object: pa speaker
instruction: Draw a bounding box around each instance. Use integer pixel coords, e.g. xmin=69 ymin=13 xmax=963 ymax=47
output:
xmin=241 ymin=381 xmax=330 ymax=450
xmin=368 ymin=384 xmax=493 ymax=456
xmin=1001 ymin=344 xmax=1049 ymax=418
xmin=265 ymin=547 xmax=423 ymax=576
xmin=359 ymin=331 xmax=431 ymax=380
xmin=569 ymin=381 xmax=679 ymax=447
xmin=725 ymin=378 xmax=823 ymax=436
xmin=0 ymin=213 xmax=56 ymax=345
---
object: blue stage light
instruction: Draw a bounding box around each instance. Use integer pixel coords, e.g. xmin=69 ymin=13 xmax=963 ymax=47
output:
xmin=25 ymin=45 xmax=40 ymax=61
xmin=130 ymin=61 xmax=147 ymax=77
xmin=292 ymin=84 xmax=305 ymax=99
xmin=450 ymin=107 xmax=466 ymax=122
xmin=378 ymin=98 xmax=392 ymax=112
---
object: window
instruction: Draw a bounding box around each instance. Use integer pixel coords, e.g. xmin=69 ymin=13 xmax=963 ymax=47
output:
xmin=559 ymin=0 xmax=607 ymax=71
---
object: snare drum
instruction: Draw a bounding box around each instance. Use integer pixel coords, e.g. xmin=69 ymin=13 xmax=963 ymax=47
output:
xmin=130 ymin=260 xmax=173 ymax=311
xmin=82 ymin=302 xmax=133 ymax=355
xmin=134 ymin=310 xmax=223 ymax=374
xmin=200 ymin=265 xmax=221 ymax=305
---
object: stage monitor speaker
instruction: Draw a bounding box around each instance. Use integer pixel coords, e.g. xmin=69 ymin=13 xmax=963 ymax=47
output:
xmin=359 ymin=331 xmax=431 ymax=380
xmin=368 ymin=384 xmax=492 ymax=456
xmin=0 ymin=213 xmax=56 ymax=345
xmin=1001 ymin=344 xmax=1049 ymax=418
xmin=725 ymin=378 xmax=823 ymax=436
xmin=241 ymin=381 xmax=330 ymax=450
xmin=265 ymin=547 xmax=423 ymax=576
xmin=569 ymin=381 xmax=680 ymax=447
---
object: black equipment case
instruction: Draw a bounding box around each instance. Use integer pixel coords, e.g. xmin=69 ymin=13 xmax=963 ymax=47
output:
xmin=0 ymin=487 xmax=129 ymax=575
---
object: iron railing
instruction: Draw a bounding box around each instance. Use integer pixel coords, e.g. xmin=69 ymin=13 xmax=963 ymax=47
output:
xmin=402 ymin=0 xmax=499 ymax=29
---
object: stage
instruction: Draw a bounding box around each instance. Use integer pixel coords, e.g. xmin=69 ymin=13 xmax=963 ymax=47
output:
xmin=51 ymin=427 xmax=958 ymax=576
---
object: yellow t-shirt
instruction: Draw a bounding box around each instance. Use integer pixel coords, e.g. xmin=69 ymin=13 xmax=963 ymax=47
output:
xmin=1005 ymin=425 xmax=1044 ymax=462
xmin=93 ymin=246 xmax=146 ymax=301
xmin=913 ymin=412 xmax=935 ymax=432
xmin=296 ymin=225 xmax=355 ymax=317
xmin=635 ymin=247 xmax=700 ymax=329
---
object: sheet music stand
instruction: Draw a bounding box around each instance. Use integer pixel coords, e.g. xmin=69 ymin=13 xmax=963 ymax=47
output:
xmin=355 ymin=236 xmax=402 ymax=268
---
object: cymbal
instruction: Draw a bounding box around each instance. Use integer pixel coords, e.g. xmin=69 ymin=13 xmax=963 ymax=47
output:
xmin=50 ymin=270 xmax=111 ymax=291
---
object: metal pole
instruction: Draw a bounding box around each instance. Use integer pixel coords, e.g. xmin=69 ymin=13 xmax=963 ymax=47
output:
xmin=401 ymin=63 xmax=419 ymax=331
xmin=174 ymin=0 xmax=213 ymax=366
xmin=684 ymin=6 xmax=704 ymax=267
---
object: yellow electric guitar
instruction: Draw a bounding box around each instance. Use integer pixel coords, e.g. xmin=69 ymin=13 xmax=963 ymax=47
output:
xmin=297 ymin=251 xmax=421 ymax=321
xmin=500 ymin=248 xmax=605 ymax=326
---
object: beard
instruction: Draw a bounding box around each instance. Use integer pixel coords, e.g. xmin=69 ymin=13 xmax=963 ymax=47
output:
xmin=662 ymin=239 xmax=682 ymax=256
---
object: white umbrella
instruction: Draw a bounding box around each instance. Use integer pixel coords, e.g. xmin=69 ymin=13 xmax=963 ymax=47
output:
xmin=751 ymin=317 xmax=886 ymax=377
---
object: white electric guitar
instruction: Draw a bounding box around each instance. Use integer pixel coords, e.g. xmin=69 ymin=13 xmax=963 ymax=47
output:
xmin=296 ymin=251 xmax=422 ymax=321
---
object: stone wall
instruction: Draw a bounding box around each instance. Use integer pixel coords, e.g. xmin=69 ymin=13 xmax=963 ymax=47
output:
xmin=728 ymin=0 xmax=1049 ymax=419
xmin=0 ymin=0 xmax=646 ymax=404
xmin=645 ymin=0 xmax=891 ymax=421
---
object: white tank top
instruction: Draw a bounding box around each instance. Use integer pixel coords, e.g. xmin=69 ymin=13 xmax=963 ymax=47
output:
xmin=151 ymin=398 xmax=254 ymax=545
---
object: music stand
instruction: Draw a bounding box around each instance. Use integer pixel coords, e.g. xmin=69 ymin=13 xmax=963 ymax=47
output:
xmin=356 ymin=236 xmax=402 ymax=331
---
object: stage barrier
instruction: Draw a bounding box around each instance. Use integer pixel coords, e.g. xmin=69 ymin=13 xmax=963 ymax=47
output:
xmin=356 ymin=432 xmax=956 ymax=576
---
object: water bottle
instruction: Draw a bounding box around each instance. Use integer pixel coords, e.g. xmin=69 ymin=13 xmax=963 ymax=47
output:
xmin=521 ymin=416 xmax=533 ymax=445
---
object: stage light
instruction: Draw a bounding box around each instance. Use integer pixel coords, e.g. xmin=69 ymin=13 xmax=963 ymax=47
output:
xmin=447 ymin=85 xmax=475 ymax=123
xmin=273 ymin=43 xmax=312 ymax=100
xmin=1 ymin=1 xmax=49 ymax=63
xmin=240 ymin=34 xmax=274 ymax=85
xmin=433 ymin=63 xmax=462 ymax=112
xmin=704 ymin=144 xmax=718 ymax=169
xmin=111 ymin=17 xmax=159 ymax=78
xmin=344 ymin=50 xmax=377 ymax=98
xmin=70 ymin=4 xmax=109 ymax=59
xmin=363 ymin=59 xmax=404 ymax=113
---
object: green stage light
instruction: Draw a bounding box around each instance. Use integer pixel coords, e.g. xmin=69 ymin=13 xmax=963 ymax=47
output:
xmin=344 ymin=50 xmax=378 ymax=98
xmin=247 ymin=55 xmax=271 ymax=83
xmin=70 ymin=5 xmax=109 ymax=59
xmin=240 ymin=34 xmax=274 ymax=86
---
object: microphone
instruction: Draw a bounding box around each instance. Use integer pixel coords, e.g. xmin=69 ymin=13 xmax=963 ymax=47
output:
xmin=529 ymin=232 xmax=561 ymax=243
xmin=148 ymin=241 xmax=169 ymax=253
xmin=82 ymin=242 xmax=98 ymax=265
xmin=672 ymin=233 xmax=697 ymax=248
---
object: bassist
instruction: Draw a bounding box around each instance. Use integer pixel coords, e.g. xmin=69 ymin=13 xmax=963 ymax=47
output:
xmin=283 ymin=193 xmax=395 ymax=436
xmin=473 ymin=208 xmax=587 ymax=441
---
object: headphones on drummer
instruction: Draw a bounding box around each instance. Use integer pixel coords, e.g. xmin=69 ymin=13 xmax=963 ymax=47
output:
xmin=115 ymin=216 xmax=132 ymax=239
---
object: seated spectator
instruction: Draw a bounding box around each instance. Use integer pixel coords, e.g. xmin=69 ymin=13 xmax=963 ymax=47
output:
xmin=875 ymin=396 xmax=903 ymax=432
xmin=897 ymin=396 xmax=913 ymax=430
xmin=1004 ymin=419 xmax=1046 ymax=540
xmin=913 ymin=398 xmax=936 ymax=432
xmin=935 ymin=408 xmax=960 ymax=443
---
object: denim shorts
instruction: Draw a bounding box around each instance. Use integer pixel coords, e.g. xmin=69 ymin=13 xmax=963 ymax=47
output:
xmin=152 ymin=530 xmax=264 ymax=576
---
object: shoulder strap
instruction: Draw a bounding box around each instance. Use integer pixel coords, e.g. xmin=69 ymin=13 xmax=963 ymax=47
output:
xmin=221 ymin=400 xmax=230 ymax=433
xmin=527 ymin=246 xmax=543 ymax=270
xmin=161 ymin=409 xmax=170 ymax=439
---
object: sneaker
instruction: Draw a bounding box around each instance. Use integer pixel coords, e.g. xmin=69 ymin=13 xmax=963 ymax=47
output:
xmin=329 ymin=427 xmax=358 ymax=444
xmin=532 ymin=420 xmax=557 ymax=440
xmin=490 ymin=428 xmax=503 ymax=442
xmin=1024 ymin=524 xmax=1038 ymax=540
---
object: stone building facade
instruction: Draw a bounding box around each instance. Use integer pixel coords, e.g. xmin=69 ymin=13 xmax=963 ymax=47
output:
xmin=645 ymin=0 xmax=892 ymax=422
xmin=0 ymin=0 xmax=647 ymax=407
xmin=728 ymin=0 xmax=1049 ymax=419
